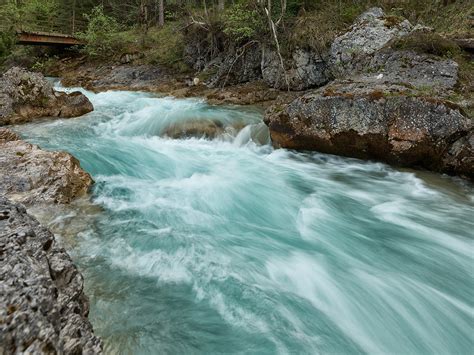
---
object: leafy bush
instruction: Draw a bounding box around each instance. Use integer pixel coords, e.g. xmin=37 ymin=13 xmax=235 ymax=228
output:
xmin=0 ymin=31 xmax=15 ymax=59
xmin=20 ymin=0 xmax=59 ymax=31
xmin=146 ymin=25 xmax=189 ymax=72
xmin=80 ymin=6 xmax=121 ymax=58
xmin=223 ymin=3 xmax=264 ymax=42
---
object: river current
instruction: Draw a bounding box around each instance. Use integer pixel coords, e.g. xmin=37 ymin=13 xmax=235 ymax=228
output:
xmin=14 ymin=84 xmax=474 ymax=354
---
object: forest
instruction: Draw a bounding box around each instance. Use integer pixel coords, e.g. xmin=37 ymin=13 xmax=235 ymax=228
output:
xmin=0 ymin=0 xmax=472 ymax=72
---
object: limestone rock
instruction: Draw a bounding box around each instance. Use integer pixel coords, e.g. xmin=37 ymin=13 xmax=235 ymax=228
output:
xmin=329 ymin=7 xmax=412 ymax=76
xmin=265 ymin=81 xmax=473 ymax=179
xmin=207 ymin=42 xmax=262 ymax=88
xmin=354 ymin=49 xmax=459 ymax=94
xmin=0 ymin=128 xmax=93 ymax=204
xmin=0 ymin=197 xmax=102 ymax=354
xmin=261 ymin=47 xmax=328 ymax=91
xmin=0 ymin=67 xmax=93 ymax=125
xmin=162 ymin=119 xmax=246 ymax=140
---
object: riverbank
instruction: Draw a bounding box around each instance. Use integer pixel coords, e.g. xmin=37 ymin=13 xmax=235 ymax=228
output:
xmin=43 ymin=6 xmax=473 ymax=180
xmin=0 ymin=69 xmax=103 ymax=352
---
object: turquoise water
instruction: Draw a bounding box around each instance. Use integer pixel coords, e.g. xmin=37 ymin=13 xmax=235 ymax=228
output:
xmin=15 ymin=85 xmax=474 ymax=354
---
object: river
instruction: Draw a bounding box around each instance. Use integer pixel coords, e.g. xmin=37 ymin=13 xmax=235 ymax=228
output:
xmin=14 ymin=84 xmax=474 ymax=354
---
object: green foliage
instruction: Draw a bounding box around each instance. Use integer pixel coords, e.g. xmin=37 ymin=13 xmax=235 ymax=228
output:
xmin=0 ymin=1 xmax=20 ymax=29
xmin=21 ymin=0 xmax=59 ymax=30
xmin=0 ymin=31 xmax=15 ymax=59
xmin=223 ymin=3 xmax=263 ymax=42
xmin=286 ymin=0 xmax=305 ymax=17
xmin=146 ymin=25 xmax=189 ymax=72
xmin=80 ymin=5 xmax=121 ymax=58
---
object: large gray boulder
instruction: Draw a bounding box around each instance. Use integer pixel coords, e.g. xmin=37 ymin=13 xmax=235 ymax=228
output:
xmin=261 ymin=47 xmax=328 ymax=91
xmin=0 ymin=67 xmax=93 ymax=126
xmin=329 ymin=7 xmax=412 ymax=76
xmin=0 ymin=197 xmax=102 ymax=354
xmin=0 ymin=128 xmax=93 ymax=205
xmin=355 ymin=49 xmax=459 ymax=94
xmin=265 ymin=79 xmax=473 ymax=178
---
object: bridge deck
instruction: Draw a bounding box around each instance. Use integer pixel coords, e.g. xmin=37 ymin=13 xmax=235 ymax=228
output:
xmin=16 ymin=31 xmax=85 ymax=46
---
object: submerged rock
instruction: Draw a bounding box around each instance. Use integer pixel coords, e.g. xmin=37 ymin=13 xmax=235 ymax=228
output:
xmin=0 ymin=197 xmax=102 ymax=354
xmin=0 ymin=67 xmax=93 ymax=125
xmin=0 ymin=128 xmax=93 ymax=204
xmin=162 ymin=119 xmax=247 ymax=140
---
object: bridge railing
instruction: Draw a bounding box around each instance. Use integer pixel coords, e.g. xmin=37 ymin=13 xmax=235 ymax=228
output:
xmin=0 ymin=12 xmax=88 ymax=37
xmin=15 ymin=17 xmax=88 ymax=36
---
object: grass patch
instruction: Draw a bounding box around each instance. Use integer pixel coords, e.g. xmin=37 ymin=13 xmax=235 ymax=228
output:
xmin=390 ymin=32 xmax=461 ymax=58
xmin=145 ymin=24 xmax=189 ymax=72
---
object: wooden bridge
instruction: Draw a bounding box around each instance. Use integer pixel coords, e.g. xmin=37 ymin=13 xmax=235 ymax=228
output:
xmin=16 ymin=31 xmax=85 ymax=46
xmin=0 ymin=16 xmax=87 ymax=47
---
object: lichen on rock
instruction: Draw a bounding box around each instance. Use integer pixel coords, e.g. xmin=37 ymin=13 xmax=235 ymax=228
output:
xmin=329 ymin=7 xmax=412 ymax=76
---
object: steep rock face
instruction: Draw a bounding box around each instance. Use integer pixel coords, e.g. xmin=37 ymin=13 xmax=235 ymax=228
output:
xmin=0 ymin=197 xmax=102 ymax=354
xmin=207 ymin=42 xmax=263 ymax=87
xmin=0 ymin=128 xmax=93 ymax=204
xmin=265 ymin=82 xmax=473 ymax=178
xmin=0 ymin=67 xmax=93 ymax=126
xmin=261 ymin=47 xmax=328 ymax=91
xmin=329 ymin=7 xmax=412 ymax=76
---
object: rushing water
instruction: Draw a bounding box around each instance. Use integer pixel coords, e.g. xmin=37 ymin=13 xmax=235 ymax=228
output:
xmin=14 ymin=84 xmax=474 ymax=354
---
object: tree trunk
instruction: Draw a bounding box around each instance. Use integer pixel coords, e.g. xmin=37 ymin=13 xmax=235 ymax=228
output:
xmin=218 ymin=0 xmax=225 ymax=11
xmin=158 ymin=0 xmax=164 ymax=27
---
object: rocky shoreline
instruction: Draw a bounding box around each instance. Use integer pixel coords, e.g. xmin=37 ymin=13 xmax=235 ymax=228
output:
xmin=0 ymin=197 xmax=102 ymax=354
xmin=0 ymin=69 xmax=102 ymax=352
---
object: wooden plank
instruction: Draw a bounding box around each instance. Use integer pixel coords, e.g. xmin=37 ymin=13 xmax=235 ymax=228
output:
xmin=16 ymin=32 xmax=85 ymax=46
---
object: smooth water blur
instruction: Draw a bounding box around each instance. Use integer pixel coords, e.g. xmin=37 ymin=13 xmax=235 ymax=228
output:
xmin=14 ymin=84 xmax=474 ymax=354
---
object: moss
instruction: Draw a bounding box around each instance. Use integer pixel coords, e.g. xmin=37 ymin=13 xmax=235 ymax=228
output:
xmin=322 ymin=87 xmax=355 ymax=99
xmin=367 ymin=90 xmax=385 ymax=101
xmin=383 ymin=15 xmax=404 ymax=28
xmin=390 ymin=32 xmax=461 ymax=58
xmin=197 ymin=67 xmax=218 ymax=82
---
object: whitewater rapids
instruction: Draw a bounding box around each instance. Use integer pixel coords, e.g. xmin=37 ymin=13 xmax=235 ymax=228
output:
xmin=14 ymin=84 xmax=474 ymax=354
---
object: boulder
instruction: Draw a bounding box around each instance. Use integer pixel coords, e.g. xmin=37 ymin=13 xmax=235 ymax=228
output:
xmin=353 ymin=49 xmax=459 ymax=94
xmin=162 ymin=119 xmax=246 ymax=140
xmin=0 ymin=128 xmax=93 ymax=204
xmin=163 ymin=120 xmax=226 ymax=139
xmin=0 ymin=197 xmax=102 ymax=354
xmin=329 ymin=7 xmax=412 ymax=76
xmin=0 ymin=67 xmax=93 ymax=125
xmin=261 ymin=47 xmax=328 ymax=91
xmin=265 ymin=80 xmax=473 ymax=179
